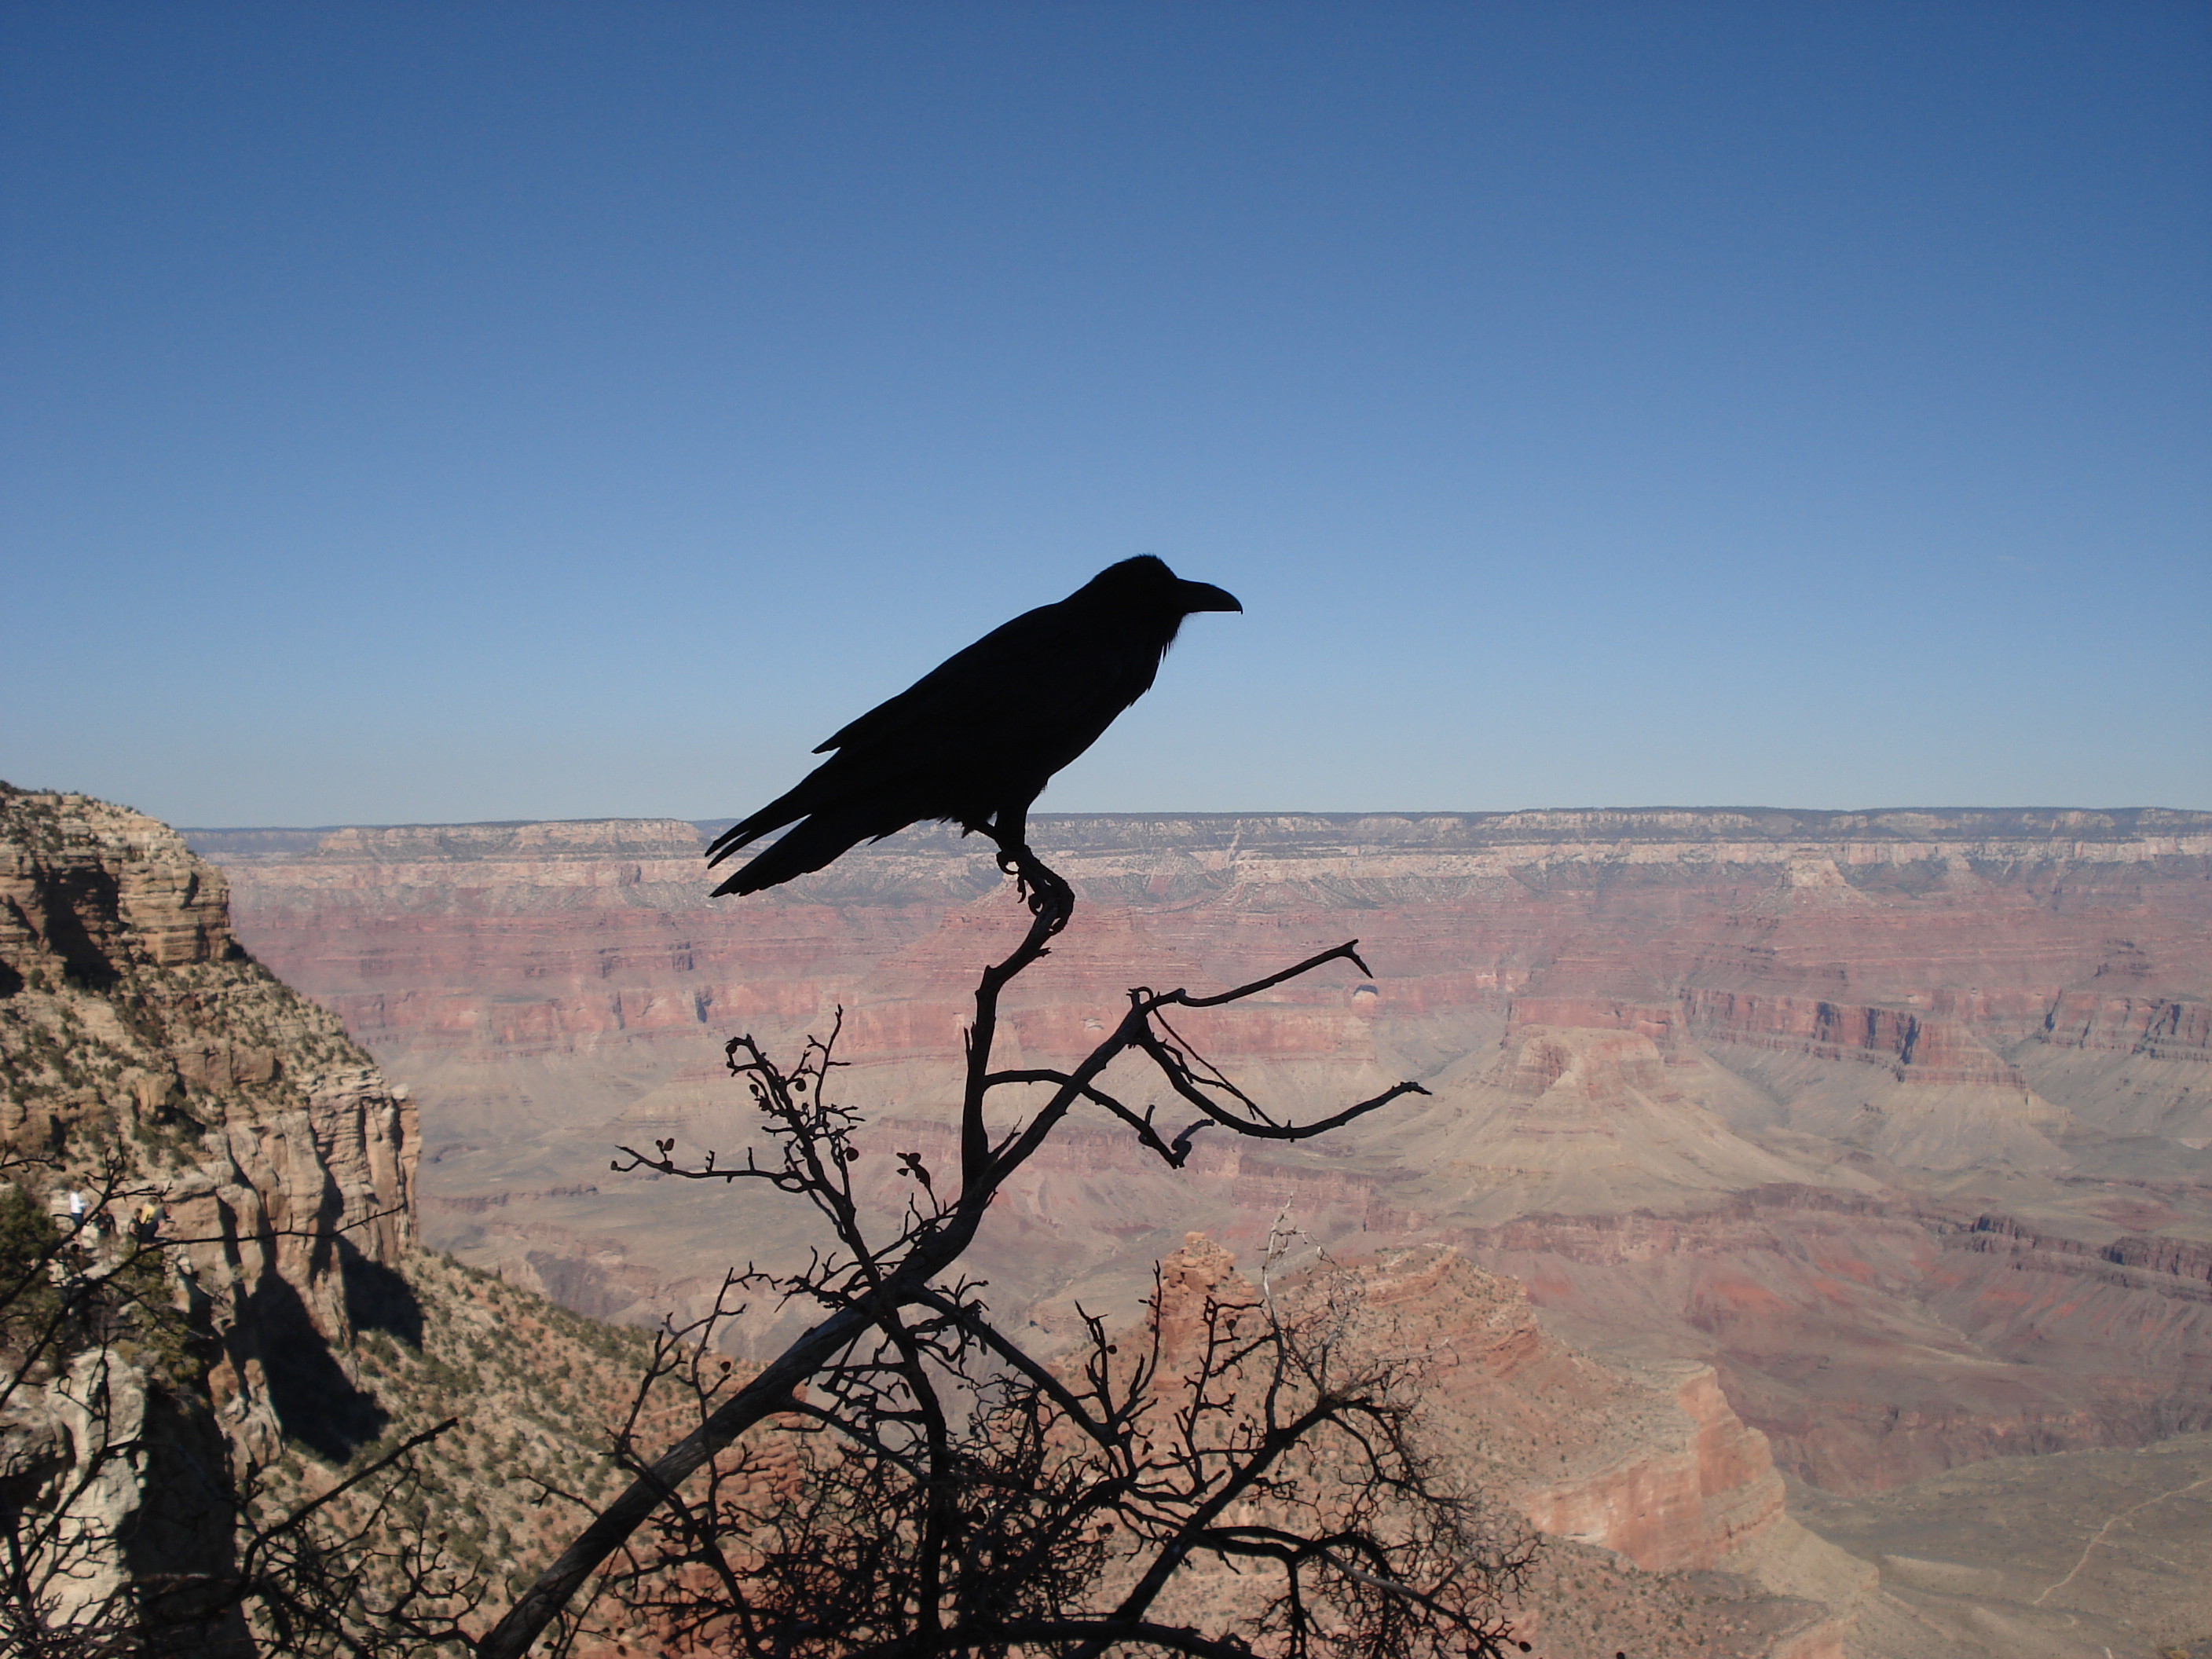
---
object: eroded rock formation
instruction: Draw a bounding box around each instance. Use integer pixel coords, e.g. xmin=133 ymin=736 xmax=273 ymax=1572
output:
xmin=1 ymin=783 xmax=418 ymax=1628
xmin=176 ymin=803 xmax=2212 ymax=1654
xmin=1141 ymin=1234 xmax=1866 ymax=1659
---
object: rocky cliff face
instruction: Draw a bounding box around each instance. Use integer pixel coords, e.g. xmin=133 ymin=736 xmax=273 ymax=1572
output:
xmin=1 ymin=783 xmax=419 ymax=1623
xmin=1141 ymin=1235 xmax=1866 ymax=1659
xmin=196 ymin=807 xmax=2212 ymax=1162
xmin=0 ymin=792 xmax=1881 ymax=1654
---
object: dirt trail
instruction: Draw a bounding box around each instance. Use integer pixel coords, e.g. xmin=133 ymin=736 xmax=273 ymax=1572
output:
xmin=2032 ymin=1471 xmax=2212 ymax=1608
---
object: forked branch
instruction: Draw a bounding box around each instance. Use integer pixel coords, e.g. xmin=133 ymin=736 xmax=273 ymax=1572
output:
xmin=477 ymin=854 xmax=1450 ymax=1659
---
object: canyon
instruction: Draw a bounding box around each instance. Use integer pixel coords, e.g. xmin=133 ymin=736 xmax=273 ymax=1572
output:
xmin=186 ymin=804 xmax=2212 ymax=1655
xmin=0 ymin=786 xmax=1910 ymax=1656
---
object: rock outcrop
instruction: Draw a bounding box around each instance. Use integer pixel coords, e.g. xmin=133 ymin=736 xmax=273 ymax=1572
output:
xmin=1141 ymin=1235 xmax=1863 ymax=1659
xmin=1 ymin=782 xmax=419 ymax=1629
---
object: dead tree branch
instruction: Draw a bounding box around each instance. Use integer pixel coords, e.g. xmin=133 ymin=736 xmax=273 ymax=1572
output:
xmin=477 ymin=862 xmax=1511 ymax=1659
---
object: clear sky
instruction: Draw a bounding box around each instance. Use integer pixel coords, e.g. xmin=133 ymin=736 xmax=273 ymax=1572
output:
xmin=3 ymin=2 xmax=2207 ymax=827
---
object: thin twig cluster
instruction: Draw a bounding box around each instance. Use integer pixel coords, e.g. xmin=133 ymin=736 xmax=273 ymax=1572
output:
xmin=485 ymin=866 xmax=1533 ymax=1658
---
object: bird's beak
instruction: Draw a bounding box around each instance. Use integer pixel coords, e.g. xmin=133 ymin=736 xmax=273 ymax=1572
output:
xmin=1177 ymin=580 xmax=1243 ymax=614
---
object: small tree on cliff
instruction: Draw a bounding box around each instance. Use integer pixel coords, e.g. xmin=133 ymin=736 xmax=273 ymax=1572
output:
xmin=480 ymin=858 xmax=1536 ymax=1658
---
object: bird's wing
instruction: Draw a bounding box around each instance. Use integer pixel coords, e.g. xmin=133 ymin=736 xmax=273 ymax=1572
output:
xmin=707 ymin=595 xmax=1158 ymax=872
xmin=810 ymin=599 xmax=1146 ymax=777
xmin=815 ymin=602 xmax=1076 ymax=753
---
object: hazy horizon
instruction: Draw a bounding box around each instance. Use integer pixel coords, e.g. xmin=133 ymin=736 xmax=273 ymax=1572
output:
xmin=147 ymin=801 xmax=2212 ymax=837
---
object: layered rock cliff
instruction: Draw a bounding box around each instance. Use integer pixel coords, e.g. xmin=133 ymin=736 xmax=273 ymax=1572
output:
xmin=178 ymin=803 xmax=2212 ymax=1653
xmin=0 ymin=782 xmax=418 ymax=1627
xmin=196 ymin=807 xmax=2212 ymax=1161
xmin=10 ymin=788 xmax=2202 ymax=1653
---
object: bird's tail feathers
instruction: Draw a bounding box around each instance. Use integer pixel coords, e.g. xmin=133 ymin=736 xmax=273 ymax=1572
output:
xmin=709 ymin=807 xmax=877 ymax=898
xmin=705 ymin=795 xmax=808 ymax=867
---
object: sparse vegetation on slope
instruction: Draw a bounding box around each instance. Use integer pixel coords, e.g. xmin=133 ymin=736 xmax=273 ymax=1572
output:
xmin=248 ymin=1249 xmax=679 ymax=1652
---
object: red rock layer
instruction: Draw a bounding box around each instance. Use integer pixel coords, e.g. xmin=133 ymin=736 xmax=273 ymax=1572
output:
xmin=1682 ymin=988 xmax=2023 ymax=1086
xmin=1470 ymin=1186 xmax=2212 ymax=1494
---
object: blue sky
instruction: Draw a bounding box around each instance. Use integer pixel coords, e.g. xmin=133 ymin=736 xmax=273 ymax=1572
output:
xmin=4 ymin=2 xmax=2207 ymax=826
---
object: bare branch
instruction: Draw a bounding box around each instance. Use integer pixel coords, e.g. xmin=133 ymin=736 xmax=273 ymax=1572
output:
xmin=475 ymin=864 xmax=1512 ymax=1659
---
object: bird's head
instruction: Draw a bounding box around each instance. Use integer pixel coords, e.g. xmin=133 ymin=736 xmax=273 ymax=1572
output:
xmin=1082 ymin=555 xmax=1243 ymax=619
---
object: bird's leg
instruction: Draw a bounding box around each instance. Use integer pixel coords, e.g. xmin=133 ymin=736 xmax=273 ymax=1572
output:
xmin=991 ymin=837 xmax=1075 ymax=936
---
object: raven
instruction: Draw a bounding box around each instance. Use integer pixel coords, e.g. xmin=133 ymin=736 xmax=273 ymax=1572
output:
xmin=705 ymin=555 xmax=1241 ymax=902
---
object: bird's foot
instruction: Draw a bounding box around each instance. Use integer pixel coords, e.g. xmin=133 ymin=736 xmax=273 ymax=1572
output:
xmin=997 ymin=844 xmax=1075 ymax=936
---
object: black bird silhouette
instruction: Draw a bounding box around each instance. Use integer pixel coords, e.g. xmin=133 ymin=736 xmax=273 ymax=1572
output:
xmin=705 ymin=555 xmax=1241 ymax=902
